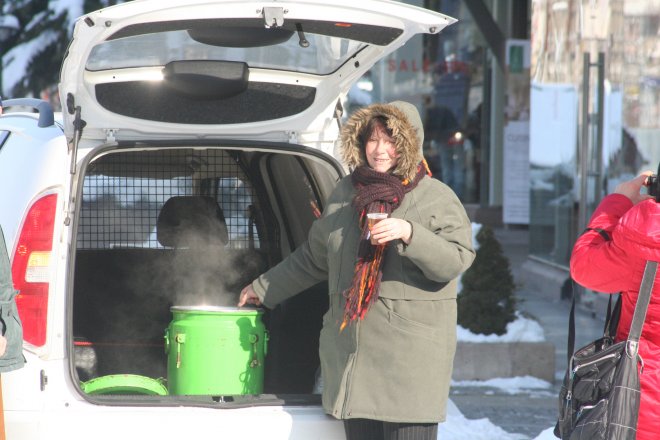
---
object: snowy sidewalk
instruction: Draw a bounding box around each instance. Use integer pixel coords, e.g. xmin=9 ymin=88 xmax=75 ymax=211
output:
xmin=440 ymin=226 xmax=606 ymax=439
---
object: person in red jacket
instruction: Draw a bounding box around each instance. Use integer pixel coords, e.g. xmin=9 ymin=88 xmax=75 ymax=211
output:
xmin=570 ymin=171 xmax=660 ymax=440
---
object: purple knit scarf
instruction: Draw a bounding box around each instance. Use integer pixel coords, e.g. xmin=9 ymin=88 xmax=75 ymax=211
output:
xmin=340 ymin=164 xmax=427 ymax=330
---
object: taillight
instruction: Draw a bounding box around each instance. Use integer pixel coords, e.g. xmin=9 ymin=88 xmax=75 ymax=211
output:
xmin=12 ymin=194 xmax=58 ymax=347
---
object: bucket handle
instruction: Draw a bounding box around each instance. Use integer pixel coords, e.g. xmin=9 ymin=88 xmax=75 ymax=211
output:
xmin=175 ymin=333 xmax=186 ymax=368
xmin=249 ymin=334 xmax=260 ymax=368
xmin=247 ymin=331 xmax=269 ymax=368
xmin=265 ymin=331 xmax=269 ymax=356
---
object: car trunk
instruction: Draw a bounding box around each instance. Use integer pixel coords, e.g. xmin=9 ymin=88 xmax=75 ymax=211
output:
xmin=71 ymin=144 xmax=341 ymax=399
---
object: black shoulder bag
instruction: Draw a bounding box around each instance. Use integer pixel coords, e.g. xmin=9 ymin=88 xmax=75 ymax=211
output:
xmin=554 ymin=260 xmax=658 ymax=439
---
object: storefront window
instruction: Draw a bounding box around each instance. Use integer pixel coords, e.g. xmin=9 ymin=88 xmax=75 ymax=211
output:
xmin=344 ymin=0 xmax=488 ymax=204
xmin=529 ymin=0 xmax=660 ymax=267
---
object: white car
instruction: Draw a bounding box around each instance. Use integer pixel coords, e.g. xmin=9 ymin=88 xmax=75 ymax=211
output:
xmin=0 ymin=1 xmax=454 ymax=438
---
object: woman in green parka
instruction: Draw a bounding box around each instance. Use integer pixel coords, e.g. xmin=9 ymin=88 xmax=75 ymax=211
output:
xmin=239 ymin=101 xmax=475 ymax=439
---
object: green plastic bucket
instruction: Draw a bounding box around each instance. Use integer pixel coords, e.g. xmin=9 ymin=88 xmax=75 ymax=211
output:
xmin=81 ymin=374 xmax=168 ymax=396
xmin=164 ymin=306 xmax=267 ymax=396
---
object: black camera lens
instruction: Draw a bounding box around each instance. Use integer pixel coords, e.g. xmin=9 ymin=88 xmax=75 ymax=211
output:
xmin=649 ymin=175 xmax=658 ymax=198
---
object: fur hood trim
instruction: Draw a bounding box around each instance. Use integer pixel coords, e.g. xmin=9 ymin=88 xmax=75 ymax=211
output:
xmin=340 ymin=101 xmax=424 ymax=182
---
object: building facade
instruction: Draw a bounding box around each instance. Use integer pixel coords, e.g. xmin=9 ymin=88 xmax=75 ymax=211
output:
xmin=529 ymin=0 xmax=660 ymax=270
xmin=348 ymin=0 xmax=659 ymax=283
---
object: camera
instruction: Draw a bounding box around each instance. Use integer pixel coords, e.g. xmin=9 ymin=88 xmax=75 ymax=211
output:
xmin=646 ymin=174 xmax=660 ymax=202
xmin=648 ymin=175 xmax=659 ymax=198
xmin=646 ymin=162 xmax=660 ymax=202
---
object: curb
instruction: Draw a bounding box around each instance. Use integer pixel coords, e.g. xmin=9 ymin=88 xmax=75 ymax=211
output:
xmin=453 ymin=341 xmax=556 ymax=383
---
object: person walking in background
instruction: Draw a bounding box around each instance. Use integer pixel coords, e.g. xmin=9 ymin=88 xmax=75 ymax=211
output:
xmin=239 ymin=101 xmax=475 ymax=439
xmin=424 ymin=101 xmax=465 ymax=199
xmin=570 ymin=171 xmax=660 ymax=440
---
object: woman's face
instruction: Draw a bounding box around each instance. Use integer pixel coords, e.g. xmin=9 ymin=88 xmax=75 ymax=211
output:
xmin=365 ymin=122 xmax=398 ymax=173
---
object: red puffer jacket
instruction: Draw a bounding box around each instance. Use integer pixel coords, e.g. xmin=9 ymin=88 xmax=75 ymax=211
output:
xmin=571 ymin=194 xmax=660 ymax=440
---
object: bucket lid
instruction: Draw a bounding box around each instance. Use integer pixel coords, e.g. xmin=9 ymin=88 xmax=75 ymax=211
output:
xmin=170 ymin=305 xmax=262 ymax=314
xmin=81 ymin=374 xmax=168 ymax=396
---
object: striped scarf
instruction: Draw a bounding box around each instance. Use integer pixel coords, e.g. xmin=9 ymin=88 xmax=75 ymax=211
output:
xmin=340 ymin=162 xmax=430 ymax=330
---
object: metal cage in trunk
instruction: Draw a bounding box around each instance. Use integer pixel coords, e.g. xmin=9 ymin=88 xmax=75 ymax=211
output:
xmin=72 ymin=146 xmax=329 ymax=396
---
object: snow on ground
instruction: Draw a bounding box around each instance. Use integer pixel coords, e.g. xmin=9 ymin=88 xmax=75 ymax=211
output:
xmin=439 ymin=400 xmax=528 ymax=440
xmin=452 ymin=375 xmax=553 ymax=395
xmin=444 ymin=310 xmax=555 ymax=439
xmin=446 ymin=368 xmax=556 ymax=439
xmin=445 ymin=374 xmax=556 ymax=440
xmin=533 ymin=428 xmax=559 ymax=440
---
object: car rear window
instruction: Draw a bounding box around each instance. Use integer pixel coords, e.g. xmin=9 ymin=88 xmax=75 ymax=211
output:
xmin=85 ymin=18 xmax=401 ymax=75
xmin=77 ymin=148 xmax=262 ymax=250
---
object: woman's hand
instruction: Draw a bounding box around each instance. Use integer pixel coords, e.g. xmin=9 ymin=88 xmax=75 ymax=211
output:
xmin=238 ymin=284 xmax=262 ymax=307
xmin=370 ymin=218 xmax=413 ymax=245
xmin=614 ymin=171 xmax=655 ymax=205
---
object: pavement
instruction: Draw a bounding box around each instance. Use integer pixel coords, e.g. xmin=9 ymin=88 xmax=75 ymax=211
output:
xmin=449 ymin=226 xmax=608 ymax=439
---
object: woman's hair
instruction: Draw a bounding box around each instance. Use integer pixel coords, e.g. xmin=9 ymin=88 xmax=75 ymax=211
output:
xmin=357 ymin=115 xmax=392 ymax=151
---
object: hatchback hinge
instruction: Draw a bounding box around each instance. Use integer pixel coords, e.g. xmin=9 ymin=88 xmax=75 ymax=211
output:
xmin=334 ymin=99 xmax=344 ymax=130
xmin=105 ymin=129 xmax=118 ymax=143
xmin=67 ymin=93 xmax=87 ymax=175
xmin=263 ymin=7 xmax=284 ymax=28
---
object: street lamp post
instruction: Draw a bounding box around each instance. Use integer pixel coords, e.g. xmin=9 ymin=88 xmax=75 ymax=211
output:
xmin=0 ymin=12 xmax=20 ymax=97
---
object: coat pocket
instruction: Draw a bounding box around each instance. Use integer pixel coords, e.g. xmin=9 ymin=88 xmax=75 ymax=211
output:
xmin=570 ymin=399 xmax=608 ymax=440
xmin=381 ymin=297 xmax=455 ymax=343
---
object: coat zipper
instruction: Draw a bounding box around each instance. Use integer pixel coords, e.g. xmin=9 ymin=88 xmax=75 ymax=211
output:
xmin=341 ymin=321 xmax=360 ymax=419
xmin=571 ymin=351 xmax=620 ymax=377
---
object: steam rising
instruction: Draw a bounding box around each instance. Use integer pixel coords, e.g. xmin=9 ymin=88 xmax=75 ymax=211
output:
xmin=141 ymin=229 xmax=265 ymax=308
xmin=73 ymin=228 xmax=266 ymax=379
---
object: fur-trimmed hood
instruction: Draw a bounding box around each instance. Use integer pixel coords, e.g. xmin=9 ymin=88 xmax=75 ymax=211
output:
xmin=340 ymin=101 xmax=424 ymax=182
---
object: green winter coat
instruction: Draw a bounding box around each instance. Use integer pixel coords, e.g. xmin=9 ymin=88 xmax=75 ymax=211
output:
xmin=0 ymin=226 xmax=25 ymax=373
xmin=252 ymin=102 xmax=474 ymax=423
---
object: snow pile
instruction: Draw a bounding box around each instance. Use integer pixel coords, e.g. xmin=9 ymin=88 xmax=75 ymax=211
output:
xmin=452 ymin=375 xmax=552 ymax=395
xmin=457 ymin=312 xmax=545 ymax=343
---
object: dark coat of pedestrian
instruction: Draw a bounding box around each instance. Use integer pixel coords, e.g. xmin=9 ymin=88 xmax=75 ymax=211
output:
xmin=571 ymin=172 xmax=660 ymax=440
xmin=0 ymin=226 xmax=25 ymax=372
xmin=239 ymin=101 xmax=475 ymax=439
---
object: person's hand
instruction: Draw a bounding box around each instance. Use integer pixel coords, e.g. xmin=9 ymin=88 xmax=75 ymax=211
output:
xmin=0 ymin=335 xmax=7 ymax=357
xmin=370 ymin=218 xmax=413 ymax=245
xmin=614 ymin=171 xmax=655 ymax=205
xmin=238 ymin=284 xmax=262 ymax=307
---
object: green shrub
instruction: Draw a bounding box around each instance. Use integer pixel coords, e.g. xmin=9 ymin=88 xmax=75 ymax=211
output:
xmin=457 ymin=226 xmax=516 ymax=335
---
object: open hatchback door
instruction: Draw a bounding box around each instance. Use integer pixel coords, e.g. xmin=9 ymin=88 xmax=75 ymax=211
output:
xmin=59 ymin=0 xmax=456 ymax=148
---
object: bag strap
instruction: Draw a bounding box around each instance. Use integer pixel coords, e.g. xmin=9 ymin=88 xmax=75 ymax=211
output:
xmin=566 ymin=227 xmax=615 ymax=365
xmin=627 ymin=260 xmax=658 ymax=343
xmin=605 ymin=293 xmax=622 ymax=336
xmin=566 ymin=283 xmax=618 ymax=365
xmin=567 ymin=290 xmax=576 ymax=366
